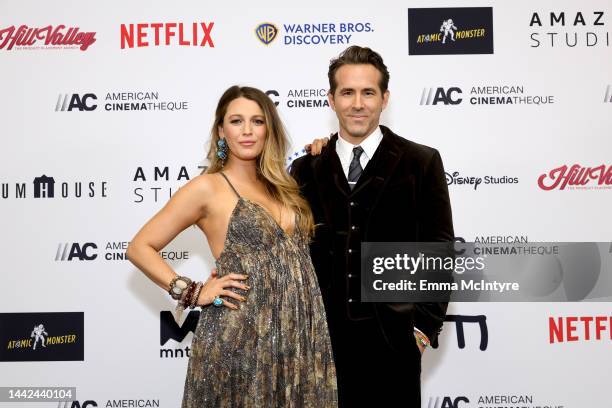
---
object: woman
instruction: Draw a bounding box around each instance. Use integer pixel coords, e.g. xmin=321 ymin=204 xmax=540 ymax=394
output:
xmin=126 ymin=86 xmax=337 ymax=407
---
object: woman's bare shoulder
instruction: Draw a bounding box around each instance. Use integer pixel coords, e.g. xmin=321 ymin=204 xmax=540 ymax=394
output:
xmin=180 ymin=173 xmax=224 ymax=200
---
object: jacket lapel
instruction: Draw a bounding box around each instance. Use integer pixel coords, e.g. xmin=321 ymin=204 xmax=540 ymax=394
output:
xmin=313 ymin=134 xmax=350 ymax=197
xmin=351 ymin=125 xmax=403 ymax=198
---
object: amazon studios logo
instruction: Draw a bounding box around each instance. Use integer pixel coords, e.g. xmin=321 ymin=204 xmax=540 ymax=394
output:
xmin=528 ymin=11 xmax=608 ymax=48
xmin=408 ymin=7 xmax=494 ymax=55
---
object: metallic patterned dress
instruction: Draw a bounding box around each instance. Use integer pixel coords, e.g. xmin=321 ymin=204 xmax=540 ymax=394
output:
xmin=182 ymin=173 xmax=337 ymax=407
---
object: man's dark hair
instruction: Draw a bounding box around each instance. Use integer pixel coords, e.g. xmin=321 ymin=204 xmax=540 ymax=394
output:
xmin=328 ymin=45 xmax=390 ymax=95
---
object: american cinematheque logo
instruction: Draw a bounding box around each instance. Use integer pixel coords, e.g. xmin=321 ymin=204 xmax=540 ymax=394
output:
xmin=0 ymin=25 xmax=96 ymax=51
xmin=54 ymin=91 xmax=189 ymax=112
xmin=408 ymin=7 xmax=494 ymax=55
xmin=538 ymin=164 xmax=612 ymax=190
xmin=0 ymin=312 xmax=84 ymax=362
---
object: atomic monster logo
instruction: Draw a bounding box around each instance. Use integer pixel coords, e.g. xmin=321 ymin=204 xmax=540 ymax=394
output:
xmin=440 ymin=19 xmax=458 ymax=43
xmin=30 ymin=324 xmax=48 ymax=350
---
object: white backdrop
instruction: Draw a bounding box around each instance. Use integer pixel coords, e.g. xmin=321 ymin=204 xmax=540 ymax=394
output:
xmin=1 ymin=0 xmax=611 ymax=407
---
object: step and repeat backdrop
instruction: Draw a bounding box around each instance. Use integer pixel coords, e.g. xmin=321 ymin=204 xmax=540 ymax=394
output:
xmin=1 ymin=0 xmax=611 ymax=407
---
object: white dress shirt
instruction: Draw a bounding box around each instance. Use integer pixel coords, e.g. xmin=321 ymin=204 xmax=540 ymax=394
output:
xmin=336 ymin=126 xmax=383 ymax=182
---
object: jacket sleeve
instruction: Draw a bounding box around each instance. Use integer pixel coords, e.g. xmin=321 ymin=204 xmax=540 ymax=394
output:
xmin=289 ymin=156 xmax=306 ymax=185
xmin=413 ymin=148 xmax=455 ymax=346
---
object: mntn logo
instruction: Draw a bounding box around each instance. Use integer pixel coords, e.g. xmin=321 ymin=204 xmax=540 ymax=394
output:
xmin=255 ymin=23 xmax=279 ymax=45
xmin=420 ymin=87 xmax=462 ymax=105
xmin=428 ymin=396 xmax=470 ymax=408
xmin=55 ymin=93 xmax=97 ymax=111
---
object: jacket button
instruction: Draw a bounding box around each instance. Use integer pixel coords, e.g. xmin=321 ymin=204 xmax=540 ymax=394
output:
xmin=348 ymin=298 xmax=354 ymax=303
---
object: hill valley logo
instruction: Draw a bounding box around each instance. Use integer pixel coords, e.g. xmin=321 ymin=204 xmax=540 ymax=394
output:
xmin=0 ymin=24 xmax=96 ymax=51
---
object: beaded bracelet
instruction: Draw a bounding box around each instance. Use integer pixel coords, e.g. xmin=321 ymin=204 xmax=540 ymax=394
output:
xmin=184 ymin=281 xmax=197 ymax=304
xmin=189 ymin=282 xmax=204 ymax=309
xmin=168 ymin=275 xmax=192 ymax=300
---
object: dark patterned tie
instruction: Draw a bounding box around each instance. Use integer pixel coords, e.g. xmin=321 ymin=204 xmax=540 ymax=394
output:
xmin=348 ymin=146 xmax=364 ymax=190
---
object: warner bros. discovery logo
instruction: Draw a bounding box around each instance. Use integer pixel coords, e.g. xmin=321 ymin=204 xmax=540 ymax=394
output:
xmin=255 ymin=23 xmax=279 ymax=45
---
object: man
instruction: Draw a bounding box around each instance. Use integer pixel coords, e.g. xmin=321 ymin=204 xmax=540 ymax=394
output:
xmin=291 ymin=46 xmax=454 ymax=407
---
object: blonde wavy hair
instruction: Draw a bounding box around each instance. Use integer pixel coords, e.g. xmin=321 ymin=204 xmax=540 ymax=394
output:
xmin=205 ymin=86 xmax=314 ymax=237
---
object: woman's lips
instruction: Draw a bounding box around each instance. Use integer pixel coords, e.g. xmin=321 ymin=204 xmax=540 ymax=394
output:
xmin=239 ymin=141 xmax=256 ymax=146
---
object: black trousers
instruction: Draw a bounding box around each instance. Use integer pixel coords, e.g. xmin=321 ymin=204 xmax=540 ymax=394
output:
xmin=327 ymin=313 xmax=422 ymax=408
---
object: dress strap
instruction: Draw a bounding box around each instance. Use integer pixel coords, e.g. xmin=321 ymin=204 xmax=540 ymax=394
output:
xmin=219 ymin=172 xmax=241 ymax=198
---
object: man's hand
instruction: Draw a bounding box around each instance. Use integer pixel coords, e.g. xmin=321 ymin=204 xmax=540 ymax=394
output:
xmin=415 ymin=338 xmax=425 ymax=354
xmin=414 ymin=331 xmax=430 ymax=355
xmin=304 ymin=134 xmax=331 ymax=156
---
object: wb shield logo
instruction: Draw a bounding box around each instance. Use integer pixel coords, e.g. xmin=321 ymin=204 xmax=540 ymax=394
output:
xmin=255 ymin=23 xmax=279 ymax=45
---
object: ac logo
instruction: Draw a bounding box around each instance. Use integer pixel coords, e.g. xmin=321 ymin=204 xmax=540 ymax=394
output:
xmin=428 ymin=396 xmax=470 ymax=408
xmin=265 ymin=90 xmax=280 ymax=106
xmin=605 ymin=85 xmax=612 ymax=103
xmin=420 ymin=87 xmax=463 ymax=105
xmin=55 ymin=93 xmax=97 ymax=111
xmin=55 ymin=243 xmax=98 ymax=261
xmin=57 ymin=401 xmax=97 ymax=408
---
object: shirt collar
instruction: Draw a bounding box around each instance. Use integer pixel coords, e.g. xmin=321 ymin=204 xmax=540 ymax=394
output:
xmin=336 ymin=125 xmax=383 ymax=161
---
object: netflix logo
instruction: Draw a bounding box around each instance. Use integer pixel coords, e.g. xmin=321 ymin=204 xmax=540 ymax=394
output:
xmin=120 ymin=22 xmax=215 ymax=49
xmin=549 ymin=316 xmax=612 ymax=343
